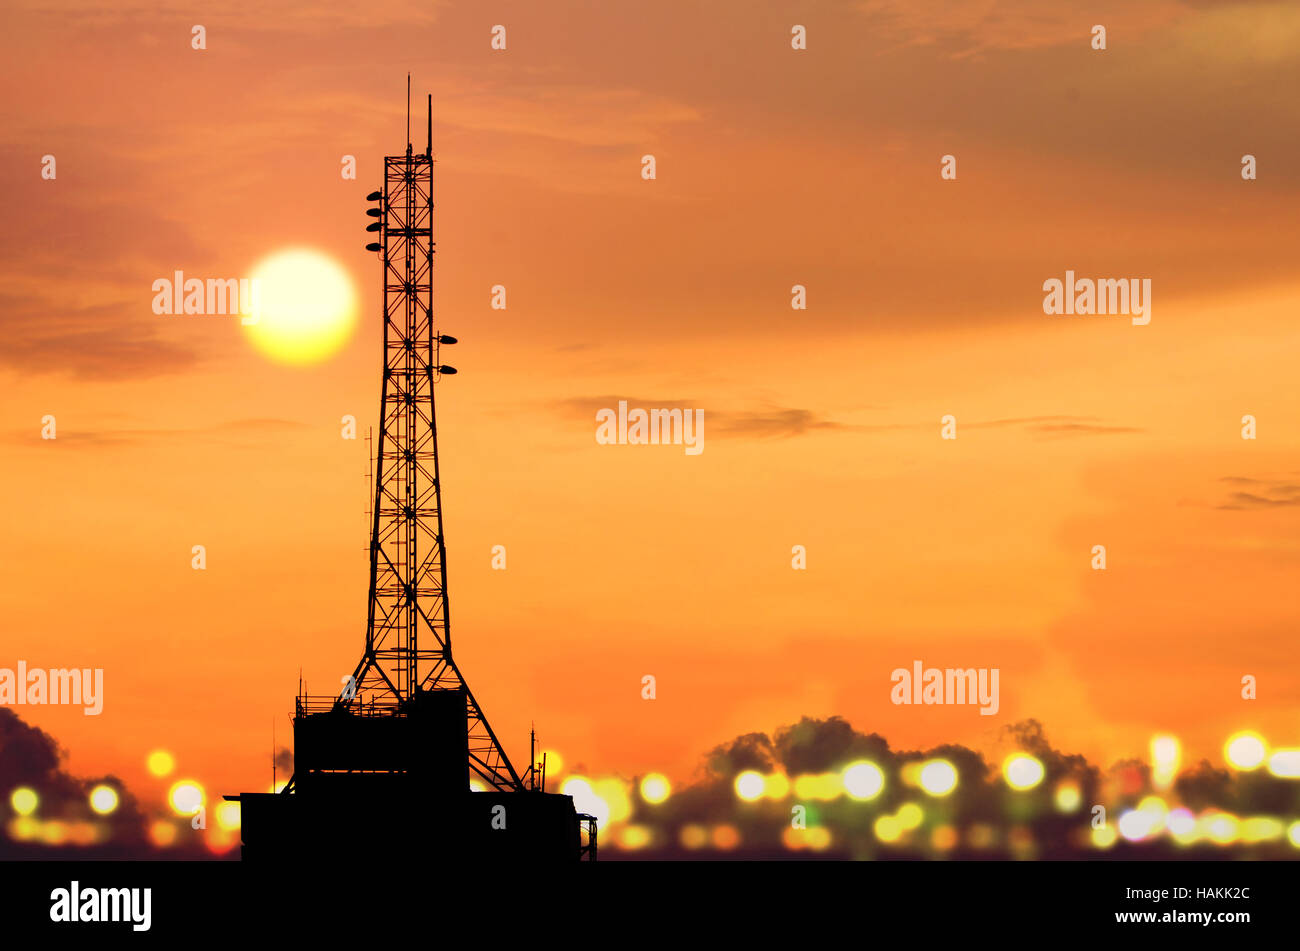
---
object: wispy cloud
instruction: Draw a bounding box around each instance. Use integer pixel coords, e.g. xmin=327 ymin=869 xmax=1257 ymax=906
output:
xmin=1216 ymin=476 xmax=1300 ymax=510
xmin=3 ymin=417 xmax=308 ymax=449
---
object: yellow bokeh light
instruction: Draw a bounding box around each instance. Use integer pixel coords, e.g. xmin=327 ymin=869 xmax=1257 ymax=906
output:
xmin=40 ymin=820 xmax=68 ymax=845
xmin=1241 ymin=817 xmax=1283 ymax=843
xmin=1224 ymin=731 xmax=1267 ymax=771
xmin=842 ymin=761 xmax=885 ymax=801
xmin=918 ymin=759 xmax=958 ymax=797
xmin=88 ymin=785 xmax=119 ymax=815
xmin=168 ymin=780 xmax=205 ymax=817
xmin=148 ymin=820 xmax=178 ymax=848
xmin=1151 ymin=734 xmax=1180 ymax=789
xmin=9 ymin=787 xmax=38 ymax=817
xmin=1091 ymin=824 xmax=1118 ymax=849
xmin=561 ymin=776 xmax=611 ymax=829
xmin=1002 ymin=753 xmax=1045 ymax=790
xmin=735 ymin=771 xmax=765 ymax=802
xmin=215 ymin=800 xmax=242 ymax=831
xmin=640 ymin=773 xmax=671 ymax=804
xmin=1267 ymin=749 xmax=1300 ymax=778
xmin=896 ymin=802 xmax=924 ymax=831
xmin=243 ymin=248 xmax=358 ymax=365
xmin=874 ymin=815 xmax=902 ymax=844
xmin=1054 ymin=782 xmax=1081 ymax=813
xmin=679 ymin=824 xmax=709 ymax=850
xmin=932 ymin=825 xmax=958 ymax=851
xmin=146 ymin=750 xmax=175 ymax=778
xmin=539 ymin=749 xmax=564 ymax=778
xmin=1288 ymin=821 xmax=1300 ymax=848
xmin=7 ymin=817 xmax=39 ymax=841
xmin=616 ymin=824 xmax=653 ymax=850
xmin=1203 ymin=813 xmax=1239 ymax=844
xmin=763 ymin=772 xmax=791 ymax=800
xmin=593 ymin=778 xmax=632 ymax=824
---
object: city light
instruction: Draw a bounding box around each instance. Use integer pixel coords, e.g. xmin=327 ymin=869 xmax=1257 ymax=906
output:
xmin=734 ymin=771 xmax=765 ymax=802
xmin=146 ymin=750 xmax=176 ymax=778
xmin=640 ymin=773 xmax=671 ymax=804
xmin=9 ymin=787 xmax=38 ymax=817
xmin=1224 ymin=731 xmax=1267 ymax=771
xmin=842 ymin=761 xmax=885 ymax=801
xmin=1151 ymin=734 xmax=1180 ymax=789
xmin=167 ymin=780 xmax=205 ymax=817
xmin=918 ymin=759 xmax=958 ymax=797
xmin=88 ymin=785 xmax=119 ymax=815
xmin=1002 ymin=753 xmax=1045 ymax=790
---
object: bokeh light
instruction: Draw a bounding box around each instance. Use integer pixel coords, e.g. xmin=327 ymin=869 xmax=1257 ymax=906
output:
xmin=1002 ymin=753 xmax=1045 ymax=790
xmin=540 ymin=749 xmax=564 ymax=777
xmin=9 ymin=787 xmax=38 ymax=817
xmin=616 ymin=824 xmax=653 ymax=850
xmin=711 ymin=824 xmax=740 ymax=850
xmin=842 ymin=761 xmax=885 ymax=801
xmin=1267 ymin=749 xmax=1300 ymax=778
xmin=763 ymin=772 xmax=791 ymax=800
xmin=1151 ymin=734 xmax=1180 ymax=789
xmin=919 ymin=759 xmax=958 ymax=797
xmin=215 ymin=800 xmax=242 ymax=831
xmin=148 ymin=820 xmax=178 ymax=848
xmin=640 ymin=773 xmax=671 ymax=804
xmin=734 ymin=771 xmax=765 ymax=802
xmin=561 ymin=776 xmax=611 ymax=829
xmin=168 ymin=780 xmax=205 ymax=817
xmin=1224 ymin=731 xmax=1267 ymax=771
xmin=88 ymin=784 xmax=119 ymax=815
xmin=1091 ymin=824 xmax=1118 ymax=849
xmin=1054 ymin=782 xmax=1081 ymax=813
xmin=874 ymin=815 xmax=902 ymax=843
xmin=146 ymin=750 xmax=175 ymax=778
xmin=679 ymin=824 xmax=709 ymax=850
xmin=896 ymin=803 xmax=924 ymax=831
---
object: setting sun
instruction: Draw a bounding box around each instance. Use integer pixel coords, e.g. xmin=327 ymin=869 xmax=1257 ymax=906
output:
xmin=243 ymin=248 xmax=357 ymax=364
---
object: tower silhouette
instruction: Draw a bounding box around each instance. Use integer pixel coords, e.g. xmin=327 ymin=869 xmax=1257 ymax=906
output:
xmin=343 ymin=91 xmax=521 ymax=794
xmin=230 ymin=86 xmax=593 ymax=861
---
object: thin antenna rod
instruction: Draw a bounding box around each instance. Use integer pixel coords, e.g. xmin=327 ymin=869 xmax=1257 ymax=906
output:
xmin=426 ymin=94 xmax=432 ymax=157
xmin=406 ymin=73 xmax=411 ymax=150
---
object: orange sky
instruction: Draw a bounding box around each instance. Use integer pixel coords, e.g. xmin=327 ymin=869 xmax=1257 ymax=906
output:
xmin=3 ymin=0 xmax=1299 ymax=806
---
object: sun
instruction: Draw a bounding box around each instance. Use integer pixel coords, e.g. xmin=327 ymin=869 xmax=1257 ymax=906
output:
xmin=243 ymin=248 xmax=358 ymax=364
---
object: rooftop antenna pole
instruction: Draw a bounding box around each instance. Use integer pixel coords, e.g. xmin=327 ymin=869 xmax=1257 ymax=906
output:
xmin=406 ymin=72 xmax=411 ymax=154
xmin=426 ymin=93 xmax=432 ymax=158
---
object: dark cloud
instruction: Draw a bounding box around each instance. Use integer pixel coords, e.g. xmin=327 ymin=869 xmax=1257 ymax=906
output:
xmin=0 ymin=708 xmax=153 ymax=857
